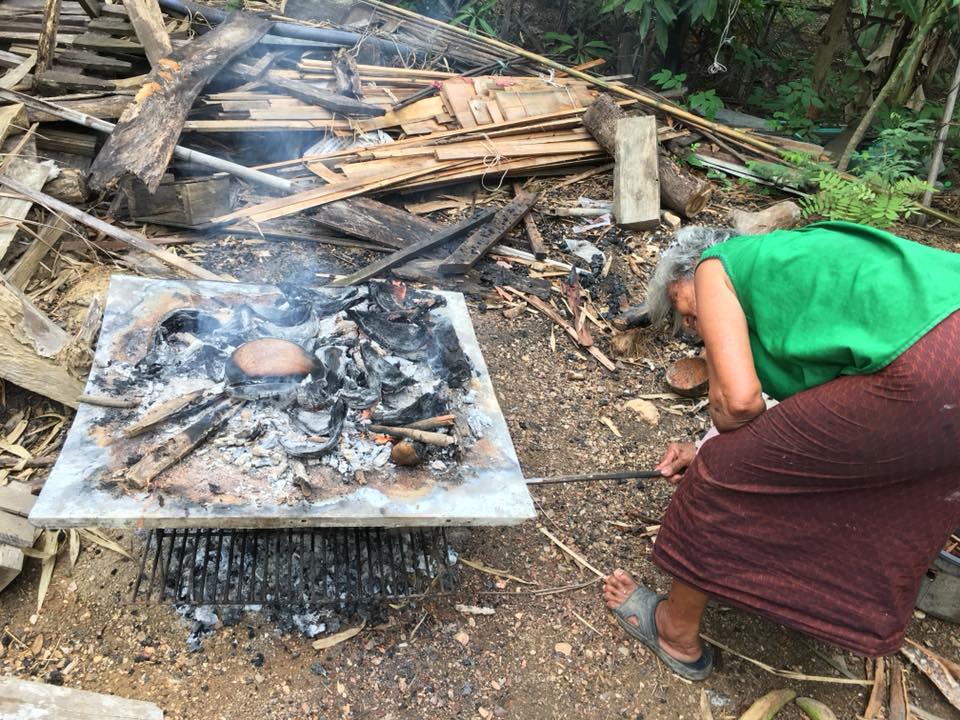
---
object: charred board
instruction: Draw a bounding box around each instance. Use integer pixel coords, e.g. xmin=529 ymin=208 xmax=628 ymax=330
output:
xmin=88 ymin=12 xmax=272 ymax=193
xmin=311 ymin=196 xmax=439 ymax=250
xmin=438 ymin=191 xmax=538 ymax=275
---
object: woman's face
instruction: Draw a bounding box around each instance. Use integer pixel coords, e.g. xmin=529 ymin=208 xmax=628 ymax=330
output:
xmin=668 ymin=278 xmax=699 ymax=336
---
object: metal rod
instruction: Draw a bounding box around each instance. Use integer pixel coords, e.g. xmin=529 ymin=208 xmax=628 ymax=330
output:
xmin=0 ymin=88 xmax=294 ymax=192
xmin=525 ymin=469 xmax=663 ymax=485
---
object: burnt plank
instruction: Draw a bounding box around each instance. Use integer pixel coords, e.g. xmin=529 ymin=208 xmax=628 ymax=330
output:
xmin=438 ymin=191 xmax=538 ymax=275
xmin=311 ymin=196 xmax=440 ymax=250
xmin=57 ymin=48 xmax=135 ymax=76
xmin=36 ymin=0 xmax=63 ymax=73
xmin=329 ymin=208 xmax=496 ymax=287
xmin=88 ymin=12 xmax=272 ymax=192
xmin=75 ymin=0 xmax=101 ymax=18
xmin=72 ymin=31 xmax=145 ymax=55
xmin=33 ymin=68 xmax=115 ymax=95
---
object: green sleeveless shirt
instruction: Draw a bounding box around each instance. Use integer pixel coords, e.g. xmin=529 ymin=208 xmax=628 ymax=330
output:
xmin=698 ymin=220 xmax=960 ymax=400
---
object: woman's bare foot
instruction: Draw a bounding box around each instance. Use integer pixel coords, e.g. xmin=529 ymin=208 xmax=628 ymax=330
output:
xmin=602 ymin=569 xmax=704 ymax=663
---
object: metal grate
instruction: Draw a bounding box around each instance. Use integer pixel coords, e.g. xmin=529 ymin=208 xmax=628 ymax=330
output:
xmin=131 ymin=527 xmax=457 ymax=605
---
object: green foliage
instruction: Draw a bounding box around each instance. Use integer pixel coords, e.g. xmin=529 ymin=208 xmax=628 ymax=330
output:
xmin=800 ymin=171 xmax=930 ymax=227
xmin=688 ymin=89 xmax=724 ymax=119
xmin=750 ymin=78 xmax=824 ymax=140
xmin=543 ymin=30 xmax=614 ymax=64
xmin=598 ymin=0 xmax=718 ymax=52
xmin=649 ymin=69 xmax=686 ymax=90
xmin=452 ymin=0 xmax=497 ymax=35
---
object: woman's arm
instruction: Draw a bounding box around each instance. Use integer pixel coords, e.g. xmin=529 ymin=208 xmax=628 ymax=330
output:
xmin=695 ymin=258 xmax=765 ymax=432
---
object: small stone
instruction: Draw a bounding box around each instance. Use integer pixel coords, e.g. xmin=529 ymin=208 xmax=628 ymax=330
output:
xmin=554 ymin=642 xmax=572 ymax=657
xmin=460 ymin=681 xmax=474 ymax=696
xmin=453 ymin=631 xmax=470 ymax=647
xmin=250 ymin=652 xmax=265 ymax=668
xmin=310 ymin=661 xmax=325 ymax=676
xmin=478 ymin=708 xmax=492 ymax=719
xmin=623 ymin=399 xmax=660 ymax=426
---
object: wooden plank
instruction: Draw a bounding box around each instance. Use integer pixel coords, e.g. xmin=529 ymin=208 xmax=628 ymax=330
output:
xmin=613 ymin=115 xmax=659 ymax=230
xmin=123 ymin=0 xmax=171 ymax=68
xmin=354 ymin=96 xmax=445 ymax=133
xmin=440 ymin=79 xmax=477 ymax=129
xmin=0 ymin=677 xmax=163 ymax=719
xmin=35 ymin=127 xmax=98 ymax=156
xmin=0 ymin=508 xmax=35 ymax=547
xmin=439 ymin=191 xmax=538 ymax=275
xmin=33 ymin=68 xmax=117 ymax=95
xmin=36 ymin=0 xmax=63 ymax=73
xmin=434 ymin=139 xmax=600 ymax=160
xmin=89 ymin=12 xmax=272 ymax=192
xmin=0 ymin=483 xmax=36 ymax=517
xmin=72 ymin=30 xmax=145 ymax=54
xmin=0 ymin=51 xmax=36 ymax=90
xmin=514 ymin=183 xmax=546 ymax=260
xmin=0 ymin=157 xmax=53 ymax=262
xmin=329 ymin=208 xmax=496 ymax=287
xmin=25 ymin=93 xmax=132 ymax=122
xmin=311 ymin=196 xmax=440 ymax=250
xmin=57 ymin=48 xmax=134 ymax=75
xmin=0 ymin=543 xmax=24 ymax=593
xmin=6 ymin=215 xmax=72 ymax=289
xmin=76 ymin=0 xmax=102 ymax=17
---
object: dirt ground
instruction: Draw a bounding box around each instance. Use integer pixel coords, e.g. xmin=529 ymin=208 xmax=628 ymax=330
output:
xmin=2 ymin=180 xmax=960 ymax=720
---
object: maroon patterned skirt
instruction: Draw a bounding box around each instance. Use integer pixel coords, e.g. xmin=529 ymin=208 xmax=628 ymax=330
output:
xmin=652 ymin=312 xmax=960 ymax=656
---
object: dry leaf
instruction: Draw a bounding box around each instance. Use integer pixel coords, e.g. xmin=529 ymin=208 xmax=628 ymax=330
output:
xmin=30 ymin=634 xmax=43 ymax=655
xmin=36 ymin=529 xmax=60 ymax=613
xmin=312 ymin=619 xmax=366 ymax=651
xmin=623 ymin=398 xmax=660 ymax=426
xmin=454 ymin=631 xmax=470 ymax=646
xmin=599 ymin=416 xmax=622 ymax=438
xmin=69 ymin=529 xmax=79 ymax=568
xmin=554 ymin=642 xmax=572 ymax=656
xmin=460 ymin=558 xmax=536 ymax=586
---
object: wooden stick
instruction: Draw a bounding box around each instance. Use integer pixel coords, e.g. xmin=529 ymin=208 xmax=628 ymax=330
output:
xmin=888 ymin=658 xmax=909 ymax=720
xmin=901 ymin=643 xmax=960 ymax=712
xmin=0 ymin=174 xmax=225 ymax=281
xmin=905 ymin=638 xmax=960 ymax=680
xmin=122 ymin=389 xmax=208 ymax=438
xmin=78 ymin=393 xmax=139 ymax=409
xmin=405 ymin=414 xmax=456 ymax=430
xmin=36 ymin=0 xmax=62 ymax=73
xmin=538 ymin=526 xmax=605 ymax=579
xmin=0 ymin=456 xmax=55 ymax=469
xmin=863 ymin=656 xmax=886 ymax=719
xmin=366 ymin=424 xmax=456 ymax=447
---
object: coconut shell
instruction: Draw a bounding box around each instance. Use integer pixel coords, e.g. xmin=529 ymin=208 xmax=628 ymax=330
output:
xmin=665 ymin=356 xmax=709 ymax=398
xmin=390 ymin=440 xmax=423 ymax=467
xmin=226 ymin=338 xmax=316 ymax=382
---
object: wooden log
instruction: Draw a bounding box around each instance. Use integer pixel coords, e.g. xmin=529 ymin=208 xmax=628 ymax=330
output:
xmin=36 ymin=0 xmax=63 ymax=74
xmin=0 ymin=677 xmax=163 ymax=719
xmin=583 ymin=95 xmax=712 ymax=218
xmin=312 ymin=196 xmax=440 ymax=250
xmin=439 ymin=191 xmax=538 ymax=275
xmin=613 ymin=115 xmax=659 ymax=230
xmin=88 ymin=12 xmax=272 ymax=192
xmin=24 ymin=93 xmax=133 ymax=122
xmin=123 ymin=0 xmax=172 ymax=68
xmin=728 ymin=200 xmax=802 ymax=235
xmin=77 ymin=392 xmax=139 ymax=408
xmin=0 ymin=455 xmax=56 ymax=469
xmin=0 ymin=173 xmax=224 ymax=280
xmin=328 ymin=209 xmax=496 ymax=287
xmin=126 ymin=397 xmax=242 ymax=488
xmin=6 ymin=214 xmax=73 ymax=289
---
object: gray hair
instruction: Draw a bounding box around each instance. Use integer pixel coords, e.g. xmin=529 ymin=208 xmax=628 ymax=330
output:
xmin=645 ymin=226 xmax=734 ymax=333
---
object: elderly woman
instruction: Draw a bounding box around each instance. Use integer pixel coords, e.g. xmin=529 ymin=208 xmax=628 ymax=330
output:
xmin=602 ymin=220 xmax=960 ymax=681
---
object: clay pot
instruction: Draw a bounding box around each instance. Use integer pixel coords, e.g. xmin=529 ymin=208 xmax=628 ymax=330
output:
xmin=666 ymin=357 xmax=709 ymax=398
xmin=225 ymin=338 xmax=316 ymax=383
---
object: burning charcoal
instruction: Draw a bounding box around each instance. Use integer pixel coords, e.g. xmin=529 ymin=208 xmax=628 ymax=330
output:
xmin=226 ymin=339 xmax=317 ymax=384
xmin=280 ymin=398 xmax=347 ymax=458
xmin=427 ymin=319 xmax=472 ymax=388
xmin=277 ymin=283 xmax=364 ymax=316
xmin=374 ymin=382 xmax=447 ymax=426
xmin=349 ymin=310 xmax=428 ymax=359
xmin=359 ymin=342 xmax=414 ymax=395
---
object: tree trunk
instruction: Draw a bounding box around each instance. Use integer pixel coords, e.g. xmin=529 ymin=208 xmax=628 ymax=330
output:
xmin=921 ymin=6 xmax=960 ymax=210
xmin=837 ymin=1 xmax=945 ymax=171
xmin=810 ymin=0 xmax=849 ymax=95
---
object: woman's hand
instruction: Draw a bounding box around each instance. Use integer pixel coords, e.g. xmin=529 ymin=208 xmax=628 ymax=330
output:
xmin=656 ymin=441 xmax=697 ymax=484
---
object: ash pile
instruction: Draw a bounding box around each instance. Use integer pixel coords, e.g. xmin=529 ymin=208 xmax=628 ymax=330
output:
xmin=114 ymin=281 xmax=480 ymax=499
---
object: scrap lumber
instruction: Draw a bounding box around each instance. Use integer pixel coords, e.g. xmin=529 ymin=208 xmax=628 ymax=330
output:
xmin=127 ymin=397 xmax=242 ymax=489
xmin=0 ymin=278 xmax=85 ymax=406
xmin=125 ymin=175 xmax=235 ymax=226
xmin=123 ymin=388 xmax=206 ymax=438
xmin=0 ymin=509 xmax=35 ymax=547
xmin=0 ymin=482 xmax=37 ymax=517
xmin=901 ymin=642 xmax=960 ymax=712
xmin=123 ymin=0 xmax=172 ymax=68
xmin=0 ymin=543 xmax=24 ymax=593
xmin=0 ymin=88 xmax=293 ymax=191
xmin=514 ymin=181 xmax=546 ymax=259
xmin=613 ymin=116 xmax=659 ymax=230
xmin=439 ymin=191 xmax=538 ymax=274
xmin=329 ymin=209 xmax=496 ymax=287
xmin=0 ymin=173 xmax=224 ymax=280
xmin=0 ymin=150 xmax=54 ymax=263
xmin=88 ymin=11 xmax=272 ymax=192
xmin=6 ymin=214 xmax=73 ymax=289
xmin=0 ymin=51 xmax=36 ymax=90
xmin=888 ymin=658 xmax=909 ymax=720
xmin=311 ymin=196 xmax=439 ymax=249
xmin=584 ymin=95 xmax=712 ymax=218
xmin=76 ymin=0 xmax=103 ymax=18
xmin=0 ymin=677 xmax=163 ymax=719
xmin=36 ymin=0 xmax=63 ymax=73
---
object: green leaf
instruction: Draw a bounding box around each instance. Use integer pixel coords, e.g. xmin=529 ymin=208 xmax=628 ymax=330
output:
xmin=653 ymin=16 xmax=669 ymax=52
xmin=600 ymin=0 xmax=625 ymax=13
xmin=624 ymin=0 xmax=646 ymax=12
xmin=479 ymin=17 xmax=495 ymax=35
xmin=653 ymin=0 xmax=677 ymax=23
